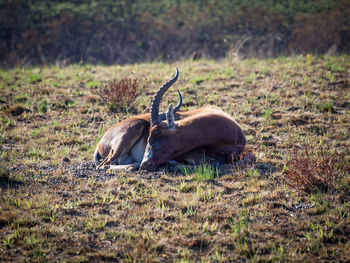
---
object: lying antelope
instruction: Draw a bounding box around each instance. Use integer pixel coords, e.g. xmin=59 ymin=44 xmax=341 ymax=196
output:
xmin=95 ymin=68 xmax=247 ymax=171
xmin=95 ymin=68 xmax=195 ymax=170
xmin=139 ymin=71 xmax=246 ymax=171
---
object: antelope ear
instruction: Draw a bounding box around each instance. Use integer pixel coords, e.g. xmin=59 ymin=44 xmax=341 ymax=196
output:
xmin=166 ymin=104 xmax=175 ymax=129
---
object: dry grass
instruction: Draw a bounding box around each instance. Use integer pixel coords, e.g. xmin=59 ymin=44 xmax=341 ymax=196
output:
xmin=0 ymin=55 xmax=349 ymax=262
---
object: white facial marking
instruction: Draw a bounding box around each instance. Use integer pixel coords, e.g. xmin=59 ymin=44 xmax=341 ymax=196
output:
xmin=141 ymin=144 xmax=153 ymax=164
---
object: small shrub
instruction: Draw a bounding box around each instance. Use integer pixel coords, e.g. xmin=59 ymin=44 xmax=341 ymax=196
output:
xmin=284 ymin=146 xmax=350 ymax=192
xmin=97 ymin=78 xmax=142 ymax=112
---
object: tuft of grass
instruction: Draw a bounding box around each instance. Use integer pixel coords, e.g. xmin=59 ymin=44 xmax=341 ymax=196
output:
xmin=86 ymin=80 xmax=99 ymax=88
xmin=317 ymin=101 xmax=334 ymax=113
xmin=28 ymin=74 xmax=41 ymax=83
xmin=229 ymin=212 xmax=254 ymax=257
xmin=324 ymin=60 xmax=346 ymax=72
xmin=38 ymin=100 xmax=48 ymax=114
xmin=177 ymin=163 xmax=219 ymax=181
xmin=284 ymin=146 xmax=350 ymax=192
xmin=189 ymin=75 xmax=207 ymax=85
xmin=262 ymin=108 xmax=273 ymax=118
xmin=14 ymin=94 xmax=29 ymax=104
xmin=194 ymin=163 xmax=219 ymax=181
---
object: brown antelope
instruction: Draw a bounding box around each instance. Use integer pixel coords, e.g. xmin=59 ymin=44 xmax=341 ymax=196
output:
xmin=140 ymin=71 xmax=247 ymax=171
xmin=95 ymin=68 xmax=193 ymax=170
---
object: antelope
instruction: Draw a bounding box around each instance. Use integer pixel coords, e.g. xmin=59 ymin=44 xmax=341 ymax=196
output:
xmin=95 ymin=68 xmax=195 ymax=170
xmin=140 ymin=70 xmax=247 ymax=171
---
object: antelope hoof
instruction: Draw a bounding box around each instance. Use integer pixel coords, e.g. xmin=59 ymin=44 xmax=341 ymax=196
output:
xmin=140 ymin=160 xmax=156 ymax=172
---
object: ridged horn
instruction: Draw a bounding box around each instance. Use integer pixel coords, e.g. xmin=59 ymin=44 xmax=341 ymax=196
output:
xmin=150 ymin=68 xmax=179 ymax=126
xmin=159 ymin=89 xmax=182 ymax=121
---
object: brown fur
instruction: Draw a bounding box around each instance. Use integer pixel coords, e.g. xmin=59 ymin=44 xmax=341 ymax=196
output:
xmin=96 ymin=115 xmax=149 ymax=159
xmin=140 ymin=106 xmax=246 ymax=171
xmin=94 ymin=110 xmax=202 ymax=168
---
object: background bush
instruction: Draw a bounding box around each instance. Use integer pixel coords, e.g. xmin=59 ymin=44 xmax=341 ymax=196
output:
xmin=1 ymin=0 xmax=349 ymax=67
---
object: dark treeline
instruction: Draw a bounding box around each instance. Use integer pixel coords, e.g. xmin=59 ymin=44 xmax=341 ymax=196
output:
xmin=1 ymin=0 xmax=349 ymax=67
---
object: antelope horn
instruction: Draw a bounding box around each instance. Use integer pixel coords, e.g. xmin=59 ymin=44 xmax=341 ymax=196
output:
xmin=159 ymin=89 xmax=182 ymax=121
xmin=173 ymin=89 xmax=183 ymax=112
xmin=150 ymin=68 xmax=179 ymax=126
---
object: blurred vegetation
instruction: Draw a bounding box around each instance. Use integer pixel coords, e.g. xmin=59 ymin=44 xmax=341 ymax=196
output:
xmin=1 ymin=0 xmax=349 ymax=67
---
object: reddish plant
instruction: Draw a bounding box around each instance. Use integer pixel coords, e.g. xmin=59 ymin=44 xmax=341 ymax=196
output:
xmin=98 ymin=78 xmax=142 ymax=112
xmin=284 ymin=146 xmax=350 ymax=192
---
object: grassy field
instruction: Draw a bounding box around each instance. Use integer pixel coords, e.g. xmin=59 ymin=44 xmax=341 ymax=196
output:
xmin=0 ymin=55 xmax=349 ymax=262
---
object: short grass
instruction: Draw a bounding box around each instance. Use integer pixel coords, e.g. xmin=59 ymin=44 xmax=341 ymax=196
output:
xmin=0 ymin=55 xmax=349 ymax=262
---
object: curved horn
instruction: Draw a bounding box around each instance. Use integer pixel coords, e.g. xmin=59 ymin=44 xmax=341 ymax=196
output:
xmin=159 ymin=89 xmax=182 ymax=121
xmin=173 ymin=89 xmax=182 ymax=112
xmin=150 ymin=68 xmax=179 ymax=126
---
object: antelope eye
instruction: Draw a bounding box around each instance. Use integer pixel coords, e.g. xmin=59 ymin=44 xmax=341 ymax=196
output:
xmin=152 ymin=129 xmax=161 ymax=136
